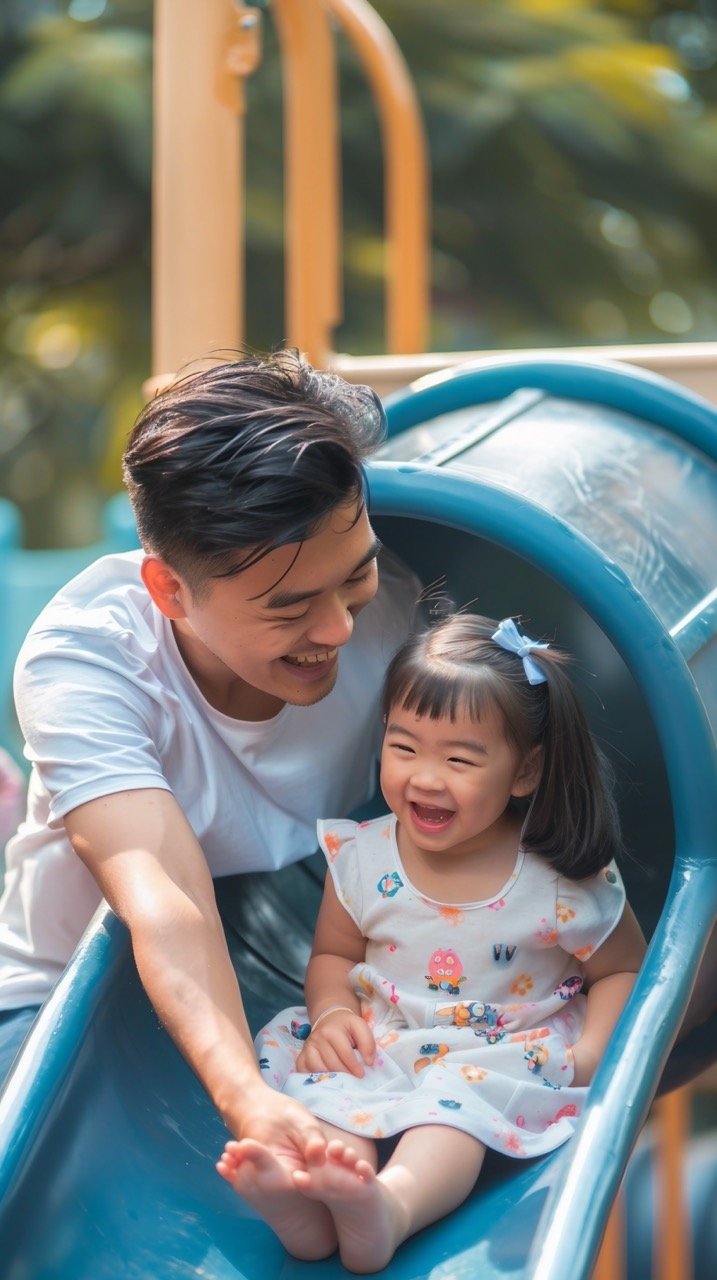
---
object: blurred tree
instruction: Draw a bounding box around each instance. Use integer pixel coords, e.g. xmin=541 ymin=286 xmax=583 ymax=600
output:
xmin=1 ymin=1 xmax=717 ymax=545
xmin=0 ymin=0 xmax=152 ymax=547
xmin=324 ymin=0 xmax=717 ymax=354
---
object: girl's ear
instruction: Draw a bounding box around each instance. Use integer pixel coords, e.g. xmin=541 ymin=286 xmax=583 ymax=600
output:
xmin=512 ymin=745 xmax=543 ymax=798
xmin=141 ymin=556 xmax=189 ymax=620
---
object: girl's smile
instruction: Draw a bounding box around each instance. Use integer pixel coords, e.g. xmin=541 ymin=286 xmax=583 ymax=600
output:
xmin=409 ymin=802 xmax=456 ymax=832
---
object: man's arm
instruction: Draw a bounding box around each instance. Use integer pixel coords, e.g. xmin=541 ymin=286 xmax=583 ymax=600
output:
xmin=63 ymin=787 xmax=327 ymax=1159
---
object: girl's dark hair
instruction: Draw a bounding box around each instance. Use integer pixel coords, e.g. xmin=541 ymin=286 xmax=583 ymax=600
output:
xmin=381 ymin=613 xmax=623 ymax=880
xmin=122 ymin=348 xmax=385 ymax=594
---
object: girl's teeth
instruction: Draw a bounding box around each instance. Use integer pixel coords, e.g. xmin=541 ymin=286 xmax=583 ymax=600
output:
xmin=414 ymin=804 xmax=454 ymax=824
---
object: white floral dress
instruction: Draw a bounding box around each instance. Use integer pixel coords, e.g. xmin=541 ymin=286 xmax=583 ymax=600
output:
xmin=255 ymin=814 xmax=625 ymax=1158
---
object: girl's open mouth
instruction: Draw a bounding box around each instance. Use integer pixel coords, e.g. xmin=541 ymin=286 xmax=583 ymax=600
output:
xmin=410 ymin=802 xmax=456 ymax=831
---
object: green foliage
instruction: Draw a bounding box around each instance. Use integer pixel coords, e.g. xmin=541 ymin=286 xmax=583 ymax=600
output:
xmin=1 ymin=1 xmax=717 ymax=545
xmin=0 ymin=2 xmax=151 ymax=546
xmin=330 ymin=0 xmax=717 ymax=353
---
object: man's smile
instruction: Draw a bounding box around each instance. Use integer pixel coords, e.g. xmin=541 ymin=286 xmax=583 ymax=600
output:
xmin=283 ymin=648 xmax=338 ymax=668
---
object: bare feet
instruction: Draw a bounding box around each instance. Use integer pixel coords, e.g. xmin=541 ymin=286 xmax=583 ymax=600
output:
xmin=217 ymin=1138 xmax=337 ymax=1261
xmin=293 ymin=1138 xmax=407 ymax=1273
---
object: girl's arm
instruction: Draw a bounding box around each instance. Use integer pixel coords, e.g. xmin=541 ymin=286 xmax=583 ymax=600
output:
xmin=296 ymin=872 xmax=376 ymax=1078
xmin=569 ymin=903 xmax=647 ymax=1086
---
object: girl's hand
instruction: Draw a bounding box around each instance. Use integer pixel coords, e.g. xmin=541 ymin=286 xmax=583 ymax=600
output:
xmin=296 ymin=1008 xmax=376 ymax=1078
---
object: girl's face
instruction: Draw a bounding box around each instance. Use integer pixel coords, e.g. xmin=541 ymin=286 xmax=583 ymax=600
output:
xmin=380 ymin=700 xmax=540 ymax=863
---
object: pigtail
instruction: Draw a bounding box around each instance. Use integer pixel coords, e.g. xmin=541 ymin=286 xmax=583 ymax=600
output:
xmin=520 ymin=658 xmax=623 ymax=879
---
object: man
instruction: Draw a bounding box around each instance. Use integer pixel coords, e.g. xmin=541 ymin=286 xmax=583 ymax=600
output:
xmin=0 ymin=350 xmax=418 ymax=1170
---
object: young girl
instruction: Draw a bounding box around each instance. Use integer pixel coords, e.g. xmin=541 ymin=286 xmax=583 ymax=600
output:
xmin=218 ymin=614 xmax=646 ymax=1272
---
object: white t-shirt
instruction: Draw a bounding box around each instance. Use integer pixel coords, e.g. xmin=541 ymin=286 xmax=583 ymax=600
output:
xmin=0 ymin=549 xmax=418 ymax=1009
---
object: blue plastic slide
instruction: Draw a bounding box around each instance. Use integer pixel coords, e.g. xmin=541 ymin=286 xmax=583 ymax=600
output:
xmin=1 ymin=356 xmax=716 ymax=1278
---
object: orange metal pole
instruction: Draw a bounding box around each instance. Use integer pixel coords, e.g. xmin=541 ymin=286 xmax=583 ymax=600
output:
xmin=327 ymin=0 xmax=429 ymax=355
xmin=151 ymin=1 xmax=261 ymax=384
xmin=654 ymin=1088 xmax=693 ymax=1280
xmin=271 ymin=0 xmax=340 ymax=368
xmin=592 ymin=1195 xmax=625 ymax=1280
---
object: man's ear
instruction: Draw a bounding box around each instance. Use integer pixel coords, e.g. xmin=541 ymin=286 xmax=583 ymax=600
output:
xmin=140 ymin=556 xmax=189 ymax=620
xmin=512 ymin=745 xmax=543 ymax=798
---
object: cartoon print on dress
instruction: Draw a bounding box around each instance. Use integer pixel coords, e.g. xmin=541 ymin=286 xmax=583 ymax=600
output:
xmin=304 ymin=1072 xmax=338 ymax=1085
xmin=519 ymin=1026 xmax=551 ymax=1043
xmin=437 ymin=904 xmax=465 ymax=926
xmin=438 ymin=1099 xmax=463 ymax=1111
xmin=574 ymin=944 xmax=594 ymax=961
xmin=291 ymin=1019 xmax=311 ymax=1040
xmin=502 ymin=1132 xmax=526 ymax=1154
xmin=551 ymin=1102 xmax=579 ymax=1124
xmin=414 ymin=1042 xmax=448 ymax=1072
xmin=377 ymin=977 xmax=401 ymax=1005
xmin=349 ymin=1111 xmax=380 ymax=1132
xmin=322 ymin=831 xmax=351 ymax=861
xmin=377 ymin=871 xmax=404 ymax=898
xmin=483 ymin=1028 xmax=506 ymax=1045
xmin=554 ymin=975 xmax=583 ymax=1001
xmin=461 ymin=1064 xmax=487 ymax=1084
xmin=524 ymin=1043 xmax=549 ymax=1075
xmin=436 ymin=1000 xmax=503 ymax=1032
xmin=492 ymin=943 xmax=517 ymax=963
xmin=535 ymin=917 xmax=559 ymax=944
xmin=510 ymin=974 xmax=534 ymax=997
xmin=356 ymin=970 xmax=375 ymax=999
xmin=421 ymin=899 xmax=466 ymax=927
xmin=426 ymin=947 xmax=466 ymax=995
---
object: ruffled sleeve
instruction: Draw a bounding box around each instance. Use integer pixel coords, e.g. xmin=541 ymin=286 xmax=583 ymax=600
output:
xmin=317 ymin=818 xmax=364 ymax=931
xmin=556 ymin=862 xmax=626 ymax=961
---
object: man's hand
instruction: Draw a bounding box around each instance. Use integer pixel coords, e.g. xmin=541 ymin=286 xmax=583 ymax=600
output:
xmin=238 ymin=1082 xmax=329 ymax=1169
xmin=296 ymin=1008 xmax=376 ymax=1078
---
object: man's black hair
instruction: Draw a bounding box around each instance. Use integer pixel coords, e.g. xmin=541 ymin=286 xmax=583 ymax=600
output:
xmin=122 ymin=349 xmax=385 ymax=592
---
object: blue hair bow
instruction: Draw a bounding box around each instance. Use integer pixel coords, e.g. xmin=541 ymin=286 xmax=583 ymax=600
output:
xmin=491 ymin=617 xmax=549 ymax=685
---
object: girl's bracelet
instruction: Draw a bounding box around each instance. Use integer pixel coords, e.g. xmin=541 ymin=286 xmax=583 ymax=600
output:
xmin=310 ymin=1005 xmax=357 ymax=1032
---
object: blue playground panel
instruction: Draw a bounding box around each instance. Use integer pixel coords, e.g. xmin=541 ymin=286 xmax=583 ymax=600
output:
xmin=1 ymin=355 xmax=716 ymax=1278
xmin=0 ymin=491 xmax=139 ymax=765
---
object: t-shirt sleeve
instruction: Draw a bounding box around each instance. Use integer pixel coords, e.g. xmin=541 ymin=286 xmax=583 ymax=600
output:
xmin=15 ymin=634 xmax=171 ymax=825
xmin=556 ymin=862 xmax=626 ymax=960
xmin=317 ymin=818 xmax=364 ymax=931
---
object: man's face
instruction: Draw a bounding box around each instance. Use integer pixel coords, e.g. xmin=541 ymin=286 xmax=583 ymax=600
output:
xmin=167 ymin=499 xmax=381 ymax=718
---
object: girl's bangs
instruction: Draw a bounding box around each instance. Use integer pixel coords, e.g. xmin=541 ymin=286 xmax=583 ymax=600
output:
xmin=390 ymin=663 xmax=501 ymax=723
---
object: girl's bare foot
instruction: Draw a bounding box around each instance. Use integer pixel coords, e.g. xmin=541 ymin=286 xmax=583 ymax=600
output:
xmin=293 ymin=1138 xmax=407 ymax=1274
xmin=217 ymin=1138 xmax=337 ymax=1261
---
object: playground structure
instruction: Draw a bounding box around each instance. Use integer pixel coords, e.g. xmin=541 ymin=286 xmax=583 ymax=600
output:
xmin=2 ymin=3 xmax=717 ymax=1277
xmin=150 ymin=0 xmax=717 ymax=402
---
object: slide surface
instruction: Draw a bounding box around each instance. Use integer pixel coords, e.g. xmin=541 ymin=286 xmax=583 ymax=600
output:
xmin=0 ymin=856 xmax=571 ymax=1280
